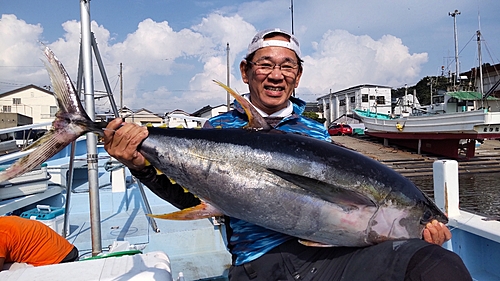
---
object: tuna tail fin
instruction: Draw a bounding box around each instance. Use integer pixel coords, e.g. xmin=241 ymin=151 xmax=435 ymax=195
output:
xmin=0 ymin=47 xmax=99 ymax=183
xmin=212 ymin=80 xmax=271 ymax=131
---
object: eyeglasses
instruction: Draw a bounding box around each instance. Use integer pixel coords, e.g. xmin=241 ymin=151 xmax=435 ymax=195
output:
xmin=248 ymin=60 xmax=299 ymax=78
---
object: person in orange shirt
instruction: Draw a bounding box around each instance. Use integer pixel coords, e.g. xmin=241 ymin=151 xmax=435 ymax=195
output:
xmin=0 ymin=216 xmax=78 ymax=271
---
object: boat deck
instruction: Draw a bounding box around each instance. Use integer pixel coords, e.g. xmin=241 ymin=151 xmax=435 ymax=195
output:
xmin=3 ymin=152 xmax=231 ymax=281
xmin=64 ymin=180 xmax=231 ymax=281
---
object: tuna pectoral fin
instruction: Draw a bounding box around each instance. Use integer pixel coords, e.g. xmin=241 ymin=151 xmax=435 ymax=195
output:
xmin=268 ymin=169 xmax=376 ymax=209
xmin=147 ymin=201 xmax=224 ymax=220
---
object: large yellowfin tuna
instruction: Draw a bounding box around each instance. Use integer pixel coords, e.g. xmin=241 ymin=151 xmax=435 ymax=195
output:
xmin=0 ymin=47 xmax=448 ymax=247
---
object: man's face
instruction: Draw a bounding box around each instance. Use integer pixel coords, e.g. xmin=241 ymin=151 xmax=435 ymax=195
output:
xmin=240 ymin=35 xmax=302 ymax=115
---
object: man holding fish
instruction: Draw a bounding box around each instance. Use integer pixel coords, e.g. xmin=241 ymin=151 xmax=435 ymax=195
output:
xmin=104 ymin=28 xmax=471 ymax=280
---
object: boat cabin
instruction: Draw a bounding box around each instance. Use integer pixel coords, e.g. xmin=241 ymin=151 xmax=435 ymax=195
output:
xmin=418 ymin=91 xmax=500 ymax=115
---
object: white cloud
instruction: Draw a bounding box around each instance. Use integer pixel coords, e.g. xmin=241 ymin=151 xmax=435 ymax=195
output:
xmin=298 ymin=30 xmax=428 ymax=98
xmin=0 ymin=14 xmax=47 ymax=87
xmin=0 ymin=11 xmax=431 ymax=114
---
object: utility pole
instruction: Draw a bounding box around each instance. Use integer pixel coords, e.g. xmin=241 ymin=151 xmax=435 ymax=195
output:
xmin=449 ymin=10 xmax=461 ymax=86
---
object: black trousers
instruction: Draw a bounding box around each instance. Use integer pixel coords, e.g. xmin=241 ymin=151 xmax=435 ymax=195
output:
xmin=60 ymin=246 xmax=79 ymax=263
xmin=228 ymin=239 xmax=471 ymax=281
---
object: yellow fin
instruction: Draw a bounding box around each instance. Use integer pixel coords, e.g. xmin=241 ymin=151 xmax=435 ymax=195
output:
xmin=147 ymin=202 xmax=223 ymax=220
xmin=212 ymin=80 xmax=270 ymax=130
xmin=298 ymin=239 xmax=335 ymax=247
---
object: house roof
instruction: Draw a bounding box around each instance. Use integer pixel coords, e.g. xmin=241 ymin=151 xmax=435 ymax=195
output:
xmin=0 ymin=84 xmax=53 ymax=97
xmin=446 ymin=91 xmax=499 ymax=101
xmin=192 ymin=103 xmax=234 ymax=116
xmin=168 ymin=109 xmax=192 ymax=116
xmin=192 ymin=105 xmax=214 ymax=116
xmin=134 ymin=108 xmax=154 ymax=114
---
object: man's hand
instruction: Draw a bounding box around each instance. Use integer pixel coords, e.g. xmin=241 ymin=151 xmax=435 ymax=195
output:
xmin=103 ymin=118 xmax=149 ymax=171
xmin=423 ymin=220 xmax=452 ymax=246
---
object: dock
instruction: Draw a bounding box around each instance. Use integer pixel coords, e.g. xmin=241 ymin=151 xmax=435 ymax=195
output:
xmin=330 ymin=136 xmax=500 ymax=177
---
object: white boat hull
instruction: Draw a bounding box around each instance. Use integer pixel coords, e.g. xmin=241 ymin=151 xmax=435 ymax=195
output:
xmin=359 ymin=110 xmax=500 ymax=137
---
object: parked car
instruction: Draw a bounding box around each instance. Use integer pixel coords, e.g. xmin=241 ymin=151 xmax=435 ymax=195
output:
xmin=328 ymin=123 xmax=353 ymax=136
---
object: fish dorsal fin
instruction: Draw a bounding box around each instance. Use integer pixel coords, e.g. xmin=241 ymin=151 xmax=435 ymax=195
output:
xmin=268 ymin=169 xmax=376 ymax=210
xmin=213 ymin=80 xmax=271 ymax=131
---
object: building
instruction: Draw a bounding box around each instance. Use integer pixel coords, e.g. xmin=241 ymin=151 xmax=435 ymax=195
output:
xmin=316 ymin=84 xmax=392 ymax=126
xmin=121 ymin=107 xmax=164 ymax=126
xmin=0 ymin=85 xmax=57 ymax=128
xmin=165 ymin=109 xmax=202 ymax=128
xmin=192 ymin=104 xmax=232 ymax=120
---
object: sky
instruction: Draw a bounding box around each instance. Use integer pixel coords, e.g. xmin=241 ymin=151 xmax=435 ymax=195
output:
xmin=1 ymin=0 xmax=500 ymax=115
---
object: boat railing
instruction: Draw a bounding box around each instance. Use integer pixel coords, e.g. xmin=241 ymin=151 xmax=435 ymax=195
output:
xmin=0 ymin=123 xmax=52 ymax=165
xmin=433 ymin=160 xmax=500 ymax=279
xmin=0 ymin=122 xmax=52 ymax=135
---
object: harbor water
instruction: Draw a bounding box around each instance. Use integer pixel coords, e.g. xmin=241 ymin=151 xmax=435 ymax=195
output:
xmin=411 ymin=172 xmax=500 ymax=218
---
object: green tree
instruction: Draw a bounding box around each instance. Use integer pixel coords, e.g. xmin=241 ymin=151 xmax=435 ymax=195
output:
xmin=303 ymin=111 xmax=326 ymax=124
xmin=392 ymin=76 xmax=450 ymax=105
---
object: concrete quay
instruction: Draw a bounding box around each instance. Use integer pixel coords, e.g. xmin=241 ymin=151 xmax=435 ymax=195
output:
xmin=330 ymin=135 xmax=500 ymax=178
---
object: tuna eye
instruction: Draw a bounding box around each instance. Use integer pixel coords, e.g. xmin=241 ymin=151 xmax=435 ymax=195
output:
xmin=420 ymin=210 xmax=432 ymax=224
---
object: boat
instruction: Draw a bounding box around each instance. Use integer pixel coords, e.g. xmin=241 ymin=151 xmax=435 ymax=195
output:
xmin=1 ymin=4 xmax=499 ymax=280
xmin=1 ymin=1 xmax=230 ymax=280
xmin=354 ymin=104 xmax=500 ymax=159
xmin=433 ymin=160 xmax=500 ymax=280
xmin=1 ymin=131 xmax=500 ymax=280
xmin=0 ymin=135 xmax=231 ymax=281
xmin=354 ymin=20 xmax=500 ymax=159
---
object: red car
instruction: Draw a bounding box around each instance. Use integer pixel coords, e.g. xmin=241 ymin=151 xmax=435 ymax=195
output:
xmin=328 ymin=123 xmax=353 ymax=136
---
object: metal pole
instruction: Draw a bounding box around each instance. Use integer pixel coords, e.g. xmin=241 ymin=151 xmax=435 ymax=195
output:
xmin=120 ymin=63 xmax=123 ymax=116
xmin=136 ymin=179 xmax=159 ymax=232
xmin=62 ymin=141 xmax=76 ymax=238
xmin=477 ymin=30 xmax=484 ymax=108
xmin=404 ymin=84 xmax=408 ymax=112
xmin=91 ymin=34 xmax=119 ymax=117
xmin=80 ymin=0 xmax=102 ymax=256
xmin=449 ymin=10 xmax=461 ymax=86
xmin=226 ymin=43 xmax=230 ymax=111
xmin=430 ymin=78 xmax=433 ymax=105
xmin=64 ymin=43 xmax=86 ymax=238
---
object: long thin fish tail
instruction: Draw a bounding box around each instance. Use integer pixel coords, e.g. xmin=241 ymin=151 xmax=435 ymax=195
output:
xmin=0 ymin=47 xmax=97 ymax=183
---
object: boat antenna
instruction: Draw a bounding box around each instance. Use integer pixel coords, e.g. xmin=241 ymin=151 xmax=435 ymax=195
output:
xmin=476 ymin=7 xmax=485 ymax=108
xmin=449 ymin=10 xmax=461 ymax=88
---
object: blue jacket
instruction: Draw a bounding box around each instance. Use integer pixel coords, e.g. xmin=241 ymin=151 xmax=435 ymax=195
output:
xmin=208 ymin=95 xmax=331 ymax=265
